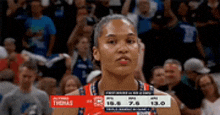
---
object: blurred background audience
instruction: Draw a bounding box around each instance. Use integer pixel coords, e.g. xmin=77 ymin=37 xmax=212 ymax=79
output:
xmin=196 ymin=74 xmax=220 ymax=115
xmin=59 ymin=74 xmax=82 ymax=95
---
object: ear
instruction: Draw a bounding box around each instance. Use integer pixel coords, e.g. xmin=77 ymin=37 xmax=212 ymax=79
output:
xmin=93 ymin=46 xmax=100 ymax=61
xmin=137 ymin=38 xmax=141 ymax=54
xmin=150 ymin=80 xmax=154 ymax=84
xmin=33 ymin=73 xmax=37 ymax=81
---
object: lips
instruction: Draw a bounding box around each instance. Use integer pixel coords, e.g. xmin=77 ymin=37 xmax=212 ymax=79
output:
xmin=116 ymin=56 xmax=131 ymax=65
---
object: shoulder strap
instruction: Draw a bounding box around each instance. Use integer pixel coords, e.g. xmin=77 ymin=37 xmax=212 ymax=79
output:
xmin=78 ymin=84 xmax=92 ymax=115
xmin=144 ymin=83 xmax=154 ymax=94
xmin=85 ymin=83 xmax=92 ymax=96
xmin=78 ymin=86 xmax=85 ymax=115
xmin=144 ymin=83 xmax=157 ymax=114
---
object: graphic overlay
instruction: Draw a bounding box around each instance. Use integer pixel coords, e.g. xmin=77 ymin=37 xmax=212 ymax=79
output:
xmin=104 ymin=91 xmax=170 ymax=113
xmin=51 ymin=91 xmax=171 ymax=113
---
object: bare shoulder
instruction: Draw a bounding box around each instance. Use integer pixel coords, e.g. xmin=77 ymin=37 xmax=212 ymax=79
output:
xmin=154 ymin=88 xmax=181 ymax=115
xmin=66 ymin=89 xmax=80 ymax=95
xmin=154 ymin=88 xmax=168 ymax=95
xmin=53 ymin=90 xmax=80 ymax=115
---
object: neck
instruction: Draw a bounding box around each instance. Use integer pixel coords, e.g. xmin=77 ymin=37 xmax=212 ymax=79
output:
xmin=154 ymin=83 xmax=166 ymax=89
xmin=98 ymin=71 xmax=138 ymax=95
xmin=168 ymin=81 xmax=180 ymax=91
xmin=20 ymin=85 xmax=32 ymax=93
xmin=153 ymin=84 xmax=160 ymax=89
xmin=7 ymin=51 xmax=15 ymax=55
xmin=182 ymin=17 xmax=187 ymax=22
xmin=140 ymin=12 xmax=150 ymax=17
xmin=78 ymin=52 xmax=87 ymax=61
xmin=32 ymin=13 xmax=42 ymax=19
xmin=206 ymin=95 xmax=218 ymax=102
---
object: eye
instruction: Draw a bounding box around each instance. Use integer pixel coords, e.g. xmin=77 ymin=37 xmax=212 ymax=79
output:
xmin=107 ymin=39 xmax=116 ymax=44
xmin=127 ymin=39 xmax=135 ymax=44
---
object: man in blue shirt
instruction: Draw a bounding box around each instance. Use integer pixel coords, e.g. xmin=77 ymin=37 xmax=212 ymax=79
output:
xmin=23 ymin=0 xmax=56 ymax=57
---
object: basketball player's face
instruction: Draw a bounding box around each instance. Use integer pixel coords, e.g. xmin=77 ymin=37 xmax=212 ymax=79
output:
xmin=93 ymin=19 xmax=139 ymax=76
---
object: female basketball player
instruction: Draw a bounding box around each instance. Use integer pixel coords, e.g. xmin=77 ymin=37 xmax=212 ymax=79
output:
xmin=53 ymin=14 xmax=180 ymax=115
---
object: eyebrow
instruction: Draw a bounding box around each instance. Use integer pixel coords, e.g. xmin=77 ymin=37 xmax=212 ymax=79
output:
xmin=127 ymin=33 xmax=136 ymax=37
xmin=106 ymin=34 xmax=116 ymax=38
xmin=106 ymin=33 xmax=136 ymax=38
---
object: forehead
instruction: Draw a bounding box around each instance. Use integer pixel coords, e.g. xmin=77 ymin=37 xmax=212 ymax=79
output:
xmin=66 ymin=78 xmax=76 ymax=84
xmin=79 ymin=37 xmax=88 ymax=42
xmin=78 ymin=8 xmax=87 ymax=14
xmin=31 ymin=1 xmax=41 ymax=5
xmin=139 ymin=0 xmax=149 ymax=4
xmin=4 ymin=41 xmax=14 ymax=45
xmin=154 ymin=68 xmax=164 ymax=72
xmin=102 ymin=19 xmax=136 ymax=36
xmin=21 ymin=67 xmax=35 ymax=76
xmin=180 ymin=2 xmax=188 ymax=7
xmin=164 ymin=64 xmax=179 ymax=70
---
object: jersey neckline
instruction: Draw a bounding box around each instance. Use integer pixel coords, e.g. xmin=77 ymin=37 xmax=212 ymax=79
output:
xmin=91 ymin=80 xmax=145 ymax=95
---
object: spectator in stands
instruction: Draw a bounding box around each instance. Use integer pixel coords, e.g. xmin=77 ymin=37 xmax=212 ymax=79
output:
xmin=177 ymin=0 xmax=201 ymax=24
xmin=6 ymin=0 xmax=31 ymax=52
xmin=183 ymin=58 xmax=210 ymax=88
xmin=0 ymin=69 xmax=17 ymax=104
xmin=23 ymin=0 xmax=56 ymax=57
xmin=0 ymin=61 xmax=51 ymax=115
xmin=0 ymin=38 xmax=26 ymax=84
xmin=75 ymin=5 xmax=97 ymax=39
xmin=163 ymin=59 xmax=203 ymax=115
xmin=140 ymin=0 xmax=181 ymax=82
xmin=6 ymin=0 xmax=31 ymax=17
xmin=67 ymin=16 xmax=93 ymax=86
xmin=59 ymin=75 xmax=82 ymax=95
xmin=122 ymin=0 xmax=158 ymax=34
xmin=75 ymin=0 xmax=86 ymax=8
xmin=196 ymin=0 xmax=220 ymax=68
xmin=37 ymin=77 xmax=57 ymax=96
xmin=196 ymin=74 xmax=220 ymax=115
xmin=43 ymin=0 xmax=77 ymax=54
xmin=175 ymin=2 xmax=205 ymax=62
xmin=150 ymin=66 xmax=167 ymax=89
xmin=94 ymin=0 xmax=112 ymax=19
xmin=37 ymin=77 xmax=57 ymax=114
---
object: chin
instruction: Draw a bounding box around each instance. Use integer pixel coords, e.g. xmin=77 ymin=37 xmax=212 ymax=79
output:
xmin=112 ymin=67 xmax=134 ymax=76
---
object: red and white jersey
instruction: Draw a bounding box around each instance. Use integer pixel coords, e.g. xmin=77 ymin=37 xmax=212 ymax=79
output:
xmin=78 ymin=80 xmax=157 ymax=115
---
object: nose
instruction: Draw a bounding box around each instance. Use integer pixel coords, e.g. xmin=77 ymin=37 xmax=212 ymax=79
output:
xmin=117 ymin=41 xmax=129 ymax=54
xmin=23 ymin=77 xmax=29 ymax=83
xmin=165 ymin=72 xmax=172 ymax=78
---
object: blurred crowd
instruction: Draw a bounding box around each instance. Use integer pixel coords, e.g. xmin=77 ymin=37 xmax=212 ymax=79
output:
xmin=0 ymin=0 xmax=220 ymax=115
